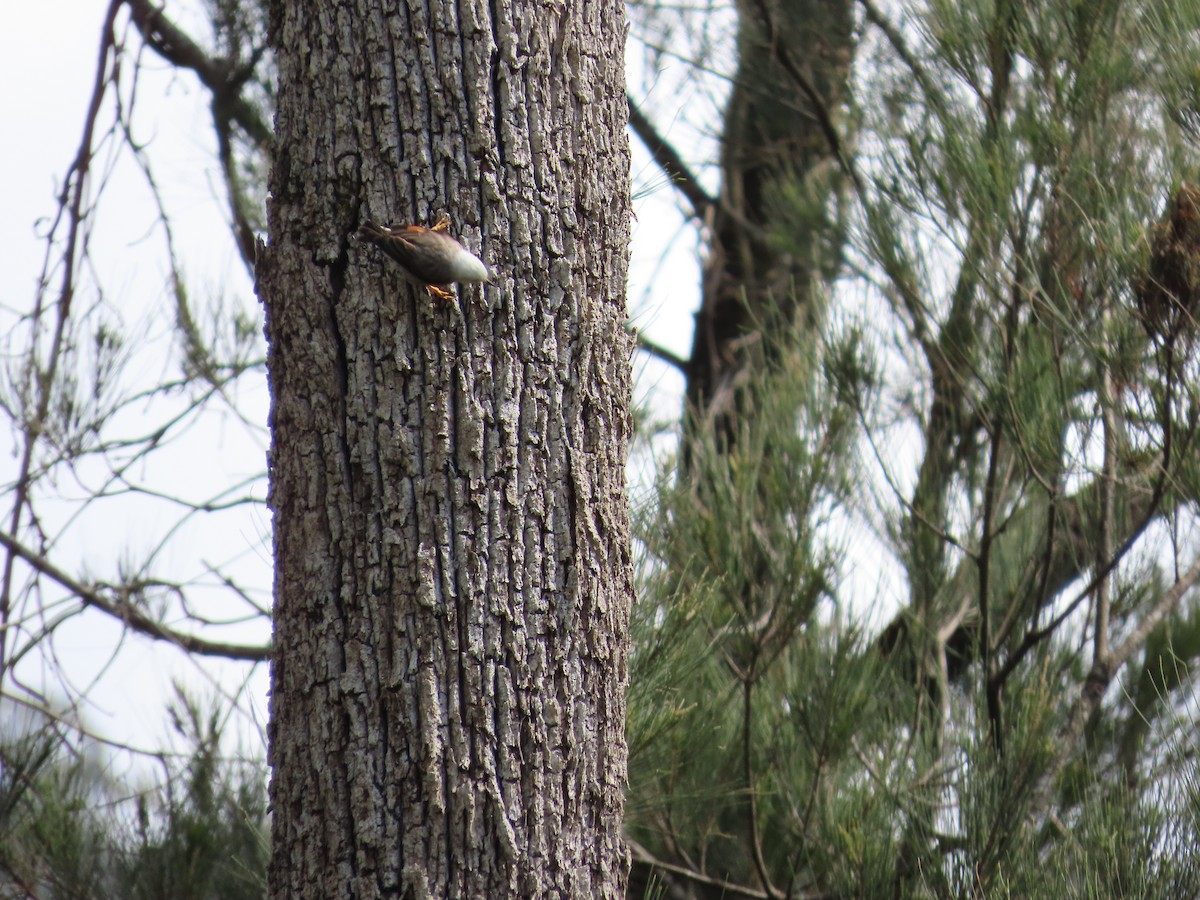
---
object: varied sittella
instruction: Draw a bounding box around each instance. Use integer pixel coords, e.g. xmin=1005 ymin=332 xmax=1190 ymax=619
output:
xmin=358 ymin=213 xmax=490 ymax=303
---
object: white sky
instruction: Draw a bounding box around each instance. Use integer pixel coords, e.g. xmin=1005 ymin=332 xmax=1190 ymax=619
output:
xmin=3 ymin=1 xmax=271 ymax=771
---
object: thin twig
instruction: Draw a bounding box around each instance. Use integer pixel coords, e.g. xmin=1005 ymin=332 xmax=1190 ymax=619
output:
xmin=1095 ymin=356 xmax=1118 ymax=668
xmin=746 ymin=0 xmax=862 ymax=194
xmin=743 ymin=679 xmax=784 ymax=899
xmin=1 ymin=0 xmax=125 ymax=684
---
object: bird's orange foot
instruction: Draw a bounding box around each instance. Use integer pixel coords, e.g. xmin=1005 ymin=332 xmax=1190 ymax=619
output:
xmin=425 ymin=283 xmax=457 ymax=303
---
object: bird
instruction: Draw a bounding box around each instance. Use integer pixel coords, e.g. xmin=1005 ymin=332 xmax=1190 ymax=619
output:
xmin=357 ymin=213 xmax=490 ymax=302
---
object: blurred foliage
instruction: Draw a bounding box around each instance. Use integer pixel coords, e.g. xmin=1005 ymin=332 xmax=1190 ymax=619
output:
xmin=626 ymin=0 xmax=1200 ymax=896
xmin=0 ymin=692 xmax=267 ymax=900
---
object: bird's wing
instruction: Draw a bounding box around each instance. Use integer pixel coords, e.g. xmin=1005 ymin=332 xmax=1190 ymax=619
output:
xmin=359 ymin=223 xmax=427 ymax=267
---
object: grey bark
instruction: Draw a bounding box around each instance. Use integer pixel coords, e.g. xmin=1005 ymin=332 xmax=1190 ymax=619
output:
xmin=259 ymin=1 xmax=634 ymax=897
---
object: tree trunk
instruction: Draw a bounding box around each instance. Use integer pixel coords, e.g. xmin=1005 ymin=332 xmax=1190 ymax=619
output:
xmin=686 ymin=0 xmax=853 ymax=436
xmin=259 ymin=1 xmax=634 ymax=897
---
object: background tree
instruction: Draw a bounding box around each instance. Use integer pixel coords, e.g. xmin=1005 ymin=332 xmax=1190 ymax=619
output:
xmin=630 ymin=0 xmax=854 ymax=441
xmin=625 ymin=0 xmax=1200 ymax=896
xmin=259 ymin=0 xmax=634 ymax=897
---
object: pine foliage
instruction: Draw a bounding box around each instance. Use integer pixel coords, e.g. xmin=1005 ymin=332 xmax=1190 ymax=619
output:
xmin=627 ymin=0 xmax=1200 ymax=896
xmin=0 ymin=695 xmax=267 ymax=900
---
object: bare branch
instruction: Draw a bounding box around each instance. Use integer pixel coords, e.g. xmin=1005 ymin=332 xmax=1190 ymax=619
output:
xmin=124 ymin=0 xmax=274 ymax=152
xmin=629 ymin=322 xmax=689 ymax=373
xmin=0 ymin=530 xmax=271 ymax=662
xmin=123 ymin=0 xmax=270 ymax=274
xmin=628 ymin=92 xmax=714 ymax=221
xmin=628 ymin=837 xmax=773 ymax=900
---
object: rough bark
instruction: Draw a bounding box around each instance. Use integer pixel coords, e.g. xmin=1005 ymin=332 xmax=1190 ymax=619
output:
xmin=259 ymin=1 xmax=633 ymax=897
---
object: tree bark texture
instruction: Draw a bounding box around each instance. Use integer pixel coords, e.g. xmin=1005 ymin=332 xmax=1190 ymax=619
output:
xmin=687 ymin=0 xmax=853 ymax=430
xmin=259 ymin=1 xmax=633 ymax=897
